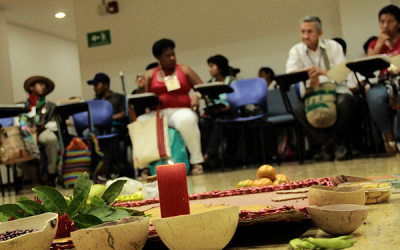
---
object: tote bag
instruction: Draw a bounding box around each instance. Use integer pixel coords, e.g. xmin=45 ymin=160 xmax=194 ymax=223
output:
xmin=0 ymin=126 xmax=34 ymax=165
xmin=127 ymin=111 xmax=171 ymax=169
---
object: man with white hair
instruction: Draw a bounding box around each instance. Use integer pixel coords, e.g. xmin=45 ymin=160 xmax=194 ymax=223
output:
xmin=286 ymin=15 xmax=353 ymax=161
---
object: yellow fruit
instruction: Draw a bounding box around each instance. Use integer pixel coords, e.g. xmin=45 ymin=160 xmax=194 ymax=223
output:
xmin=257 ymin=165 xmax=276 ymax=181
xmin=237 ymin=179 xmax=253 ymax=188
xmin=273 ymin=174 xmax=290 ymax=185
xmin=252 ymin=178 xmax=273 ymax=187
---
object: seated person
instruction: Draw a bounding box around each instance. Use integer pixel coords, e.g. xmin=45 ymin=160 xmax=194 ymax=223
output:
xmin=131 ymin=62 xmax=159 ymax=117
xmin=286 ymin=15 xmax=353 ymax=161
xmin=24 ymin=76 xmax=59 ymax=186
xmin=199 ymin=55 xmax=236 ymax=166
xmin=258 ymin=67 xmax=278 ymax=90
xmin=366 ymin=5 xmax=400 ymax=155
xmin=136 ymin=38 xmax=204 ymax=175
xmin=87 ymin=73 xmax=127 ymax=180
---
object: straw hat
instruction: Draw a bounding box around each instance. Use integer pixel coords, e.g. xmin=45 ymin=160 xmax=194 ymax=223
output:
xmin=24 ymin=76 xmax=55 ymax=95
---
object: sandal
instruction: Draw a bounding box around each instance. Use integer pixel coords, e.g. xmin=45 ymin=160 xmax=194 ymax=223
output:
xmin=191 ymin=164 xmax=204 ymax=175
xmin=382 ymin=133 xmax=398 ymax=156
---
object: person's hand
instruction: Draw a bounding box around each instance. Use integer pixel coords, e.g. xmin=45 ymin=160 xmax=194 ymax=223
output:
xmin=136 ymin=74 xmax=146 ymax=89
xmin=330 ymin=175 xmax=348 ymax=187
xmin=191 ymin=95 xmax=200 ymax=112
xmin=307 ymin=66 xmax=327 ymax=78
xmin=307 ymin=67 xmax=321 ymax=87
xmin=377 ymin=31 xmax=390 ymax=47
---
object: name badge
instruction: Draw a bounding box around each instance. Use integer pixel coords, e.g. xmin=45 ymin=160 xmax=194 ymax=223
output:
xmin=164 ymin=76 xmax=181 ymax=92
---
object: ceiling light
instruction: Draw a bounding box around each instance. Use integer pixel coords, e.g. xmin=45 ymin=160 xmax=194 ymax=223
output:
xmin=55 ymin=12 xmax=66 ymax=18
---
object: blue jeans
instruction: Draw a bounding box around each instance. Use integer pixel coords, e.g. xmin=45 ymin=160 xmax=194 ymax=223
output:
xmin=366 ymin=84 xmax=393 ymax=134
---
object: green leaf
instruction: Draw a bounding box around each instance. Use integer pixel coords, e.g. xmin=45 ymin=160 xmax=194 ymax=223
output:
xmin=114 ymin=207 xmax=145 ymax=216
xmin=18 ymin=200 xmax=51 ymax=215
xmin=83 ymin=206 xmax=115 ymax=220
xmin=65 ymin=182 xmax=91 ymax=217
xmin=0 ymin=211 xmax=15 ymax=222
xmin=23 ymin=211 xmax=33 ymax=218
xmin=101 ymin=209 xmax=131 ymax=222
xmin=72 ymin=214 xmax=103 ymax=229
xmin=102 ymin=180 xmax=127 ymax=205
xmin=73 ymin=172 xmax=92 ymax=198
xmin=89 ymin=196 xmax=107 ymax=207
xmin=19 ymin=196 xmax=30 ymax=201
xmin=0 ymin=204 xmax=24 ymax=219
xmin=32 ymin=186 xmax=68 ymax=213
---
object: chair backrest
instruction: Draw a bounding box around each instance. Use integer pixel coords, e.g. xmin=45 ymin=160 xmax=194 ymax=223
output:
xmin=0 ymin=117 xmax=14 ymax=127
xmin=268 ymin=84 xmax=300 ymax=116
xmin=226 ymin=78 xmax=268 ymax=118
xmin=72 ymin=100 xmax=113 ymax=137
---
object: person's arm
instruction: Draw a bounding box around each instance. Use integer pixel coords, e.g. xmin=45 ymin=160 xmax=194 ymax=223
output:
xmin=113 ymin=111 xmax=125 ymax=121
xmin=181 ymin=64 xmax=203 ymax=110
xmin=367 ymin=33 xmax=387 ymax=56
xmin=113 ymin=95 xmax=126 ymax=121
xmin=136 ymin=69 xmax=154 ymax=94
xmin=286 ymin=46 xmax=304 ymax=73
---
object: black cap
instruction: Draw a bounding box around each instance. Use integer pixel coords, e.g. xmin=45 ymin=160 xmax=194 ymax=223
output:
xmin=87 ymin=73 xmax=110 ymax=85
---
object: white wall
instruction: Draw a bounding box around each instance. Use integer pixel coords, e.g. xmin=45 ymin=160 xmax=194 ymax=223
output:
xmin=74 ymin=0 xmax=343 ymax=99
xmin=7 ymin=24 xmax=82 ymax=104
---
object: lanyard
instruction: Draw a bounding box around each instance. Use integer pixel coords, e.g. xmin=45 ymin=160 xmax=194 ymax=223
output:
xmin=306 ymin=48 xmax=323 ymax=68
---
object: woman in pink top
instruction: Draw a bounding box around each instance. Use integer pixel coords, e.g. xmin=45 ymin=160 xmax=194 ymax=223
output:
xmin=137 ymin=38 xmax=204 ymax=175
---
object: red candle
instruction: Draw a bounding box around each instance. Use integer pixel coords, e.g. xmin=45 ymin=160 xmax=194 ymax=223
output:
xmin=156 ymin=163 xmax=190 ymax=218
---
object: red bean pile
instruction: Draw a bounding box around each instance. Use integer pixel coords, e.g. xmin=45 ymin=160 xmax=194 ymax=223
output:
xmin=0 ymin=229 xmax=35 ymax=242
xmin=114 ymin=177 xmax=332 ymax=208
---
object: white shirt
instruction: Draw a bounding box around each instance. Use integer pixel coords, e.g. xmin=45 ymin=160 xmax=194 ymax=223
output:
xmin=286 ymin=38 xmax=350 ymax=95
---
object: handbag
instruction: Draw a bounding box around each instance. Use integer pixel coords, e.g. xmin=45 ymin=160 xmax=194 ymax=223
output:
xmin=127 ymin=110 xmax=171 ymax=169
xmin=305 ymin=82 xmax=337 ymax=128
xmin=0 ymin=126 xmax=34 ymax=165
xmin=304 ymin=46 xmax=337 ymax=129
xmin=56 ymin=107 xmax=104 ymax=187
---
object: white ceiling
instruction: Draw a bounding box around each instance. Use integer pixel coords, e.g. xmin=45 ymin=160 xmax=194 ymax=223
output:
xmin=0 ymin=0 xmax=76 ymax=41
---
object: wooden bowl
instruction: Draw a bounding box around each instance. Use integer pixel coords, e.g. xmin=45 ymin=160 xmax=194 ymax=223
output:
xmin=71 ymin=216 xmax=149 ymax=250
xmin=152 ymin=206 xmax=239 ymax=250
xmin=0 ymin=213 xmax=58 ymax=250
xmin=307 ymin=204 xmax=369 ymax=236
xmin=308 ymin=185 xmax=365 ymax=206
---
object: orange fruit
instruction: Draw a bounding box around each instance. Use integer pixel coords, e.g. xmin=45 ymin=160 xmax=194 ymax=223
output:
xmin=273 ymin=174 xmax=290 ymax=185
xmin=257 ymin=164 xmax=276 ymax=181
xmin=252 ymin=178 xmax=273 ymax=187
xmin=236 ymin=179 xmax=253 ymax=188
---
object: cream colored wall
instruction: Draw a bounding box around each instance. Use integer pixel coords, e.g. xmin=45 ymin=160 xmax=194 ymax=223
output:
xmin=7 ymin=24 xmax=83 ymax=104
xmin=74 ymin=0 xmax=343 ymax=99
xmin=0 ymin=10 xmax=14 ymax=104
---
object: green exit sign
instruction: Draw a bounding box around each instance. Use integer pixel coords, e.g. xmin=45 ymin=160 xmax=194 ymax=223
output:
xmin=87 ymin=30 xmax=111 ymax=48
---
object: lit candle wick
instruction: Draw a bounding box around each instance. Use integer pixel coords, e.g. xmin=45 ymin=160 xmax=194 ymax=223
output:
xmin=168 ymin=160 xmax=175 ymax=165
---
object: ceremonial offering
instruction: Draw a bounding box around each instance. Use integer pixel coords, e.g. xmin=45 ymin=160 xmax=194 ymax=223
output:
xmin=156 ymin=162 xmax=190 ymax=218
xmin=71 ymin=217 xmax=149 ymax=250
xmin=307 ymin=205 xmax=369 ymax=236
xmin=0 ymin=213 xmax=58 ymax=250
xmin=339 ymin=182 xmax=393 ymax=204
xmin=152 ymin=206 xmax=239 ymax=250
xmin=308 ymin=185 xmax=365 ymax=206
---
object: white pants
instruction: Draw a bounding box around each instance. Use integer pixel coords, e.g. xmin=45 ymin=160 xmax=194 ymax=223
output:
xmin=137 ymin=108 xmax=203 ymax=164
xmin=38 ymin=128 xmax=59 ymax=174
